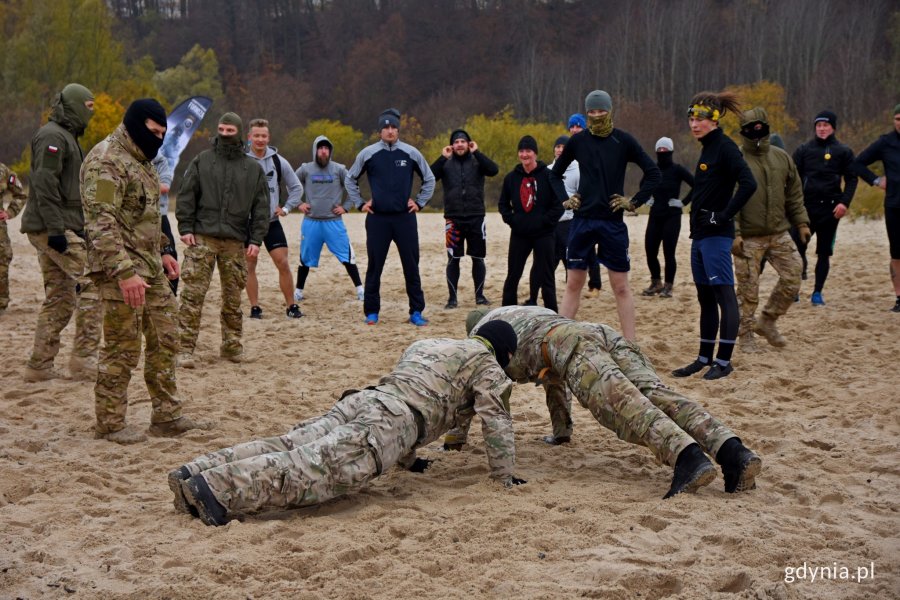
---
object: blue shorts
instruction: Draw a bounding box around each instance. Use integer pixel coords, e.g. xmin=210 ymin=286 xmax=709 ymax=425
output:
xmin=300 ymin=218 xmax=356 ymax=267
xmin=566 ymin=218 xmax=630 ymax=272
xmin=690 ymin=236 xmax=734 ymax=285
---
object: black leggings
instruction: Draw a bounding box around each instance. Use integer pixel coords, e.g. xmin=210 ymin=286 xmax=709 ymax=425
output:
xmin=645 ymin=213 xmax=681 ymax=283
xmin=696 ymin=283 xmax=738 ymax=364
xmin=503 ymin=233 xmax=557 ymax=312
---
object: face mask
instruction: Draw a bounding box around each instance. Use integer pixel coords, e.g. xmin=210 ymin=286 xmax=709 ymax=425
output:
xmin=588 ymin=113 xmax=613 ymax=137
xmin=123 ymin=99 xmax=167 ymax=160
xmin=657 ymin=152 xmax=673 ymax=167
xmin=740 ymin=121 xmax=770 ymax=141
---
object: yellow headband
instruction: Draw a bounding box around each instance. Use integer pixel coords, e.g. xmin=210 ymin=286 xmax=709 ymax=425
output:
xmin=687 ymin=104 xmax=720 ymax=121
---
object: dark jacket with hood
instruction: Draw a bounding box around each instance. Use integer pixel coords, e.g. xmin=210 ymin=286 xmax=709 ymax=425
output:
xmin=735 ymin=107 xmax=808 ymax=237
xmin=792 ymin=129 xmax=857 ymax=212
xmin=431 ymin=149 xmax=499 ymax=219
xmin=21 ymin=93 xmax=91 ymax=235
xmin=498 ymin=161 xmax=564 ymax=238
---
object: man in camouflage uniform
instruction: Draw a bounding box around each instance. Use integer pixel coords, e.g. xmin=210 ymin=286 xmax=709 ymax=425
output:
xmin=734 ymin=108 xmax=810 ymax=351
xmin=166 ymin=323 xmax=522 ymax=526
xmin=459 ymin=306 xmax=762 ymax=499
xmin=19 ymin=83 xmax=102 ymax=382
xmin=81 ymin=99 xmax=212 ymax=444
xmin=0 ymin=163 xmax=28 ymax=313
xmin=175 ymin=112 xmax=269 ymax=366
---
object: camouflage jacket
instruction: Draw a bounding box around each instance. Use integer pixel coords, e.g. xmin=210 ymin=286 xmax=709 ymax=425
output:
xmin=81 ymin=124 xmax=168 ymax=283
xmin=377 ymin=338 xmax=516 ymax=479
xmin=0 ymin=163 xmax=27 ymax=220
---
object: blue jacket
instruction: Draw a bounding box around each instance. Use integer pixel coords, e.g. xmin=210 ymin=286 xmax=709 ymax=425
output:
xmin=346 ymin=139 xmax=435 ymax=214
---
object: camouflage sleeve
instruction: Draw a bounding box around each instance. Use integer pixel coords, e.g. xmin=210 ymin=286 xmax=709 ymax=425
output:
xmin=30 ymin=131 xmax=68 ymax=235
xmin=1 ymin=166 xmax=27 ymax=218
xmin=471 ymin=362 xmax=516 ymax=480
xmin=248 ymin=167 xmax=270 ymax=246
xmin=444 ymin=417 xmax=473 ymax=446
xmin=81 ymin=158 xmax=136 ymax=280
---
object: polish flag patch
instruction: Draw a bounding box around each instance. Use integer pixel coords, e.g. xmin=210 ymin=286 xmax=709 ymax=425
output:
xmin=8 ymin=174 xmax=16 ymax=185
xmin=47 ymin=145 xmax=59 ymax=153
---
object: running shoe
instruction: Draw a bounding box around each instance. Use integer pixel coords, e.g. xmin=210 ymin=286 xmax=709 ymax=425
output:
xmin=250 ymin=305 xmax=263 ymax=319
xmin=409 ymin=311 xmax=428 ymax=326
xmin=672 ymin=359 xmax=708 ymax=377
xmin=703 ymin=362 xmax=734 ymax=380
xmin=475 ymin=295 xmax=492 ymax=306
xmin=445 ymin=298 xmax=458 ymax=309
xmin=366 ymin=313 xmax=379 ymax=325
xmin=811 ymin=291 xmax=825 ymax=306
xmin=293 ymin=288 xmax=304 ymax=302
xmin=286 ymin=304 xmax=303 ymax=319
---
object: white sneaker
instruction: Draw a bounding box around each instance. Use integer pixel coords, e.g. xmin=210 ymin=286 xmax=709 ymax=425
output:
xmin=293 ymin=288 xmax=304 ymax=302
xmin=356 ymin=286 xmax=364 ymax=301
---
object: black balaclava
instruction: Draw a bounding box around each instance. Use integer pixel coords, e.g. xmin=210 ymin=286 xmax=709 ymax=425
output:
xmin=123 ymin=98 xmax=167 ymax=160
xmin=657 ymin=152 xmax=673 ymax=168
xmin=473 ymin=321 xmax=518 ymax=370
xmin=215 ymin=112 xmax=245 ymax=159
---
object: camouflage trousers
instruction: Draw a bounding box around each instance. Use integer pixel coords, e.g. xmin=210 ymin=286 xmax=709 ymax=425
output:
xmin=26 ymin=232 xmax=102 ymax=370
xmin=178 ymin=235 xmax=247 ymax=357
xmin=93 ymin=272 xmax=181 ymax=434
xmin=733 ymin=231 xmax=802 ymax=334
xmin=0 ymin=222 xmax=12 ymax=309
xmin=183 ymin=390 xmax=419 ymax=515
xmin=546 ymin=323 xmax=736 ymax=466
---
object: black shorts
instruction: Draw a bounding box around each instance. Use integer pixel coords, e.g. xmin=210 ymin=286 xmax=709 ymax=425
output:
xmin=262 ymin=219 xmax=288 ymax=253
xmin=807 ymin=209 xmax=840 ymax=257
xmin=886 ymin=206 xmax=900 ymax=259
xmin=445 ymin=216 xmax=487 ymax=259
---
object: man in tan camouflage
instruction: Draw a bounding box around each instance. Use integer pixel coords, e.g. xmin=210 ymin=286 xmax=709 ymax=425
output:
xmin=0 ymin=163 xmax=28 ymax=313
xmin=459 ymin=306 xmax=762 ymax=499
xmin=175 ymin=112 xmax=269 ymax=366
xmin=167 ymin=322 xmax=522 ymax=526
xmin=81 ymin=99 xmax=212 ymax=444
xmin=19 ymin=83 xmax=102 ymax=382
xmin=734 ymin=108 xmax=810 ymax=351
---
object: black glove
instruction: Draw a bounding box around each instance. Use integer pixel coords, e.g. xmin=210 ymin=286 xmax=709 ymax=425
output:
xmin=408 ymin=458 xmax=433 ymax=473
xmin=47 ymin=234 xmax=68 ymax=254
xmin=442 ymin=442 xmax=463 ymax=452
xmin=505 ymin=476 xmax=527 ymax=487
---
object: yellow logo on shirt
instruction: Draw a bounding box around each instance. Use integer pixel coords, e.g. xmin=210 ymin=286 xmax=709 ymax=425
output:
xmin=824 ymin=153 xmax=831 ymax=160
xmin=699 ymin=163 xmax=708 ymax=171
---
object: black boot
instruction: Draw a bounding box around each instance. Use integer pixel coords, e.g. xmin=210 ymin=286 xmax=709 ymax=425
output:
xmin=182 ymin=475 xmax=229 ymax=526
xmin=664 ymin=443 xmax=716 ymax=499
xmin=715 ymin=437 xmax=762 ymax=493
xmin=167 ymin=466 xmax=198 ymax=517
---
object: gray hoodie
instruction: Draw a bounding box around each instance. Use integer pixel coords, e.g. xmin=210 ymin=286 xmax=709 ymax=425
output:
xmin=246 ymin=145 xmax=303 ymax=221
xmin=151 ymin=154 xmax=174 ymax=215
xmin=295 ymin=135 xmax=354 ymax=221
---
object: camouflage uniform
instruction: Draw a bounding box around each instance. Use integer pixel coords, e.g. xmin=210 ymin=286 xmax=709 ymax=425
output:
xmin=456 ymin=306 xmax=737 ymax=466
xmin=733 ymin=232 xmax=803 ymax=333
xmin=179 ymin=338 xmax=514 ymax=517
xmin=0 ymin=163 xmax=27 ymax=310
xmin=81 ymin=124 xmax=182 ymax=434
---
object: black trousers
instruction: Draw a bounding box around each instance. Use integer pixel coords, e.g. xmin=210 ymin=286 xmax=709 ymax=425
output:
xmin=503 ymin=232 xmax=557 ymax=312
xmin=363 ymin=212 xmax=425 ymax=316
xmin=645 ymin=213 xmax=681 ymax=283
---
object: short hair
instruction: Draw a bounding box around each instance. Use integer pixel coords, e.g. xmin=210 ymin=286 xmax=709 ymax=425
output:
xmin=248 ymin=118 xmax=269 ymax=130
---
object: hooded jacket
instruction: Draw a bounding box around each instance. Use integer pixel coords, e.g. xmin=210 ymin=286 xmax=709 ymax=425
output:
xmin=246 ymin=145 xmax=303 ymax=221
xmin=792 ymin=128 xmax=857 ymax=211
xmin=21 ymin=94 xmax=90 ymax=235
xmin=295 ymin=136 xmax=354 ymax=220
xmin=430 ymin=148 xmax=499 ymax=218
xmin=497 ymin=161 xmax=564 ymax=238
xmin=735 ymin=108 xmax=808 ymax=237
xmin=175 ymin=138 xmax=270 ymax=245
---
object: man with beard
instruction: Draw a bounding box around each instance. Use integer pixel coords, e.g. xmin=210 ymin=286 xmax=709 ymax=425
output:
xmin=431 ymin=129 xmax=499 ymax=309
xmin=175 ymin=113 xmax=269 ymax=367
xmin=293 ymin=135 xmax=365 ymax=302
xmin=81 ymin=99 xmax=212 ymax=444
xmin=20 ymin=83 xmax=102 ymax=382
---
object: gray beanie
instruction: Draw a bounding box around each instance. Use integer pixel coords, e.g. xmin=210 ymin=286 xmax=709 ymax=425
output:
xmin=585 ymin=90 xmax=612 ymax=112
xmin=378 ymin=108 xmax=401 ymax=129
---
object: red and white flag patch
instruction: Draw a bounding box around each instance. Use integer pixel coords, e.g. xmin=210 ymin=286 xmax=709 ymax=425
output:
xmin=47 ymin=145 xmax=59 ymax=153
xmin=8 ymin=174 xmax=16 ymax=185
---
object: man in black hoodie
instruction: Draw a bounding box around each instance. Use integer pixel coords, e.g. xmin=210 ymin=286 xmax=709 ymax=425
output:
xmin=431 ymin=129 xmax=499 ymax=309
xmin=792 ymin=110 xmax=858 ymax=306
xmin=498 ymin=136 xmax=563 ymax=311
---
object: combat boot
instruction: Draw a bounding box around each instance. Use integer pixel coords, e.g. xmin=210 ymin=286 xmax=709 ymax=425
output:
xmin=181 ymin=475 xmax=229 ymax=526
xmin=148 ymin=415 xmax=214 ymax=437
xmin=659 ymin=283 xmax=673 ymax=298
xmin=95 ymin=425 xmax=147 ymax=445
xmin=663 ymin=443 xmax=716 ymax=499
xmin=754 ymin=314 xmax=786 ymax=347
xmin=69 ymin=354 xmax=97 ymax=381
xmin=23 ymin=365 xmax=67 ymax=382
xmin=168 ymin=466 xmax=199 ymax=516
xmin=715 ymin=437 xmax=762 ymax=493
xmin=642 ymin=279 xmax=664 ymax=296
xmin=176 ymin=353 xmax=195 ymax=369
xmin=738 ymin=332 xmax=761 ymax=353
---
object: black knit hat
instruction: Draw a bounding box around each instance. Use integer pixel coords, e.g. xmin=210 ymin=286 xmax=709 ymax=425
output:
xmin=814 ymin=110 xmax=837 ymax=130
xmin=450 ymin=129 xmax=471 ymax=144
xmin=517 ymin=135 xmax=538 ymax=154
xmin=378 ymin=108 xmax=401 ymax=129
xmin=474 ymin=320 xmax=518 ymax=370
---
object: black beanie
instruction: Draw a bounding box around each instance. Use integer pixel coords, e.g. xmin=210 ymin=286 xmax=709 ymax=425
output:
xmin=378 ymin=108 xmax=401 ymax=130
xmin=554 ymin=135 xmax=570 ymax=147
xmin=517 ymin=135 xmax=538 ymax=154
xmin=123 ymin=98 xmax=167 ymax=160
xmin=450 ymin=129 xmax=471 ymax=144
xmin=814 ymin=110 xmax=837 ymax=130
xmin=474 ymin=320 xmax=518 ymax=370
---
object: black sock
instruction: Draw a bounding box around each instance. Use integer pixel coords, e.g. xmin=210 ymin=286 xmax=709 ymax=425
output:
xmin=296 ymin=264 xmax=310 ymax=289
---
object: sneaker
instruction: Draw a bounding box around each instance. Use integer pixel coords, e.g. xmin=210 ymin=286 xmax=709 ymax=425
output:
xmin=293 ymin=288 xmax=304 ymax=302
xmin=521 ymin=299 xmax=537 ymax=306
xmin=286 ymin=304 xmax=303 ymax=319
xmin=356 ymin=286 xmax=365 ymax=301
xmin=445 ymin=298 xmax=458 ymax=309
xmin=409 ymin=311 xmax=428 ymax=326
xmin=177 ymin=353 xmax=195 ymax=369
xmin=475 ymin=295 xmax=492 ymax=306
xmin=366 ymin=313 xmax=378 ymax=325
xmin=167 ymin=466 xmax=198 ymax=516
xmin=642 ymin=280 xmax=664 ymax=296
xmin=181 ymin=476 xmax=229 ymax=526
xmin=891 ymin=298 xmax=900 ymax=313
xmin=250 ymin=305 xmax=263 ymax=319
xmin=811 ymin=291 xmax=825 ymax=306
xmin=671 ymin=359 xmax=708 ymax=378
xmin=658 ymin=283 xmax=673 ymax=298
xmin=95 ymin=425 xmax=147 ymax=445
xmin=703 ymin=362 xmax=734 ymax=380
xmin=148 ymin=415 xmax=214 ymax=437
